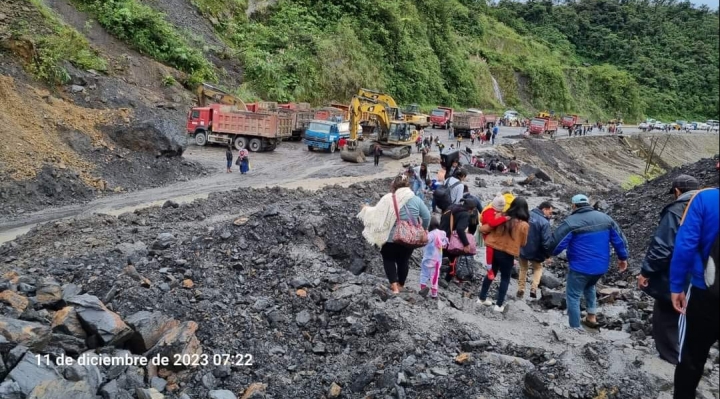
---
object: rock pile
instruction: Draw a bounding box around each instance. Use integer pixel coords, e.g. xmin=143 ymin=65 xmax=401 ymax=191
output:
xmin=0 ymin=180 xmax=698 ymax=398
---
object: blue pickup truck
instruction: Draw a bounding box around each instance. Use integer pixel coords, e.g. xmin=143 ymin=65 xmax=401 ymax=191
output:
xmin=304 ymin=119 xmax=351 ymax=153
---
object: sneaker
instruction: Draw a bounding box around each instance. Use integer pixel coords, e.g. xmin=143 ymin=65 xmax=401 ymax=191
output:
xmin=529 ymin=289 xmax=537 ymax=299
xmin=493 ymin=304 xmax=505 ymax=312
xmin=477 ymin=298 xmax=493 ymax=306
xmin=487 ymin=269 xmax=495 ymax=281
xmin=517 ymin=290 xmax=525 ymax=299
xmin=419 ymin=286 xmax=430 ymax=297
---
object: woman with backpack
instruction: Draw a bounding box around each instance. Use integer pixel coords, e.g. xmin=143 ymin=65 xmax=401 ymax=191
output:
xmin=439 ymin=198 xmax=479 ymax=283
xmin=357 ymin=174 xmax=431 ymax=294
xmin=477 ymin=197 xmax=530 ymax=312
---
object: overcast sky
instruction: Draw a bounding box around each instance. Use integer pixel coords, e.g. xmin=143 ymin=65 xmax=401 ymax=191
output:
xmin=694 ymin=0 xmax=718 ymax=9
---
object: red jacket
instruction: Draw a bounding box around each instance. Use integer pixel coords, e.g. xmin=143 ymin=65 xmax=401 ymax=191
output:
xmin=481 ymin=208 xmax=509 ymax=264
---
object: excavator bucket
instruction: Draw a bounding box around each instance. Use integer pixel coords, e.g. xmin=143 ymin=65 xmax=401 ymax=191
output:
xmin=340 ymin=149 xmax=366 ymax=163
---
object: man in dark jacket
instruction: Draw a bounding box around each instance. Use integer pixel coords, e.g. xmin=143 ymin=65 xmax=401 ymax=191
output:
xmin=551 ymin=194 xmax=629 ymax=330
xmin=637 ymin=175 xmax=699 ymax=364
xmin=440 ymin=199 xmax=479 ymax=283
xmin=518 ymin=201 xmax=554 ymax=299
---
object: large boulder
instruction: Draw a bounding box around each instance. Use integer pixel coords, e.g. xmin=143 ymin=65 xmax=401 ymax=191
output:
xmin=523 ymin=370 xmax=563 ymax=399
xmin=539 ymin=271 xmax=563 ymax=290
xmin=6 ymin=352 xmax=63 ymax=396
xmin=0 ymin=291 xmax=29 ymax=312
xmin=35 ymin=279 xmax=63 ymax=308
xmin=144 ymin=321 xmax=201 ymax=370
xmin=67 ymin=294 xmax=133 ymax=347
xmin=0 ymin=316 xmax=51 ymax=352
xmin=107 ymin=121 xmax=185 ymax=157
xmin=539 ymin=289 xmax=566 ymax=310
xmin=125 ymin=311 xmax=179 ymax=353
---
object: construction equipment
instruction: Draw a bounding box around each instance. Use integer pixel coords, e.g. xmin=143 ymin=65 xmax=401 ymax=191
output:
xmin=195 ymin=83 xmax=247 ymax=110
xmin=340 ymin=93 xmax=416 ymax=163
xmin=187 ymin=104 xmax=291 ymax=151
xmin=402 ymin=104 xmax=431 ymax=129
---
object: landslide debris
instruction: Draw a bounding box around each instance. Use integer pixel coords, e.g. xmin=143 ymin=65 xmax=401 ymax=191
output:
xmin=0 ymin=181 xmax=677 ymax=399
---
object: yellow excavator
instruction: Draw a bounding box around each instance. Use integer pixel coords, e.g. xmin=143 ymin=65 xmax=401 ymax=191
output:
xmin=195 ymin=83 xmax=248 ymax=110
xmin=340 ymin=94 xmax=417 ymax=163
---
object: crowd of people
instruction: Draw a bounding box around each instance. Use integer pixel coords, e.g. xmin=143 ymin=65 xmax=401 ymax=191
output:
xmin=356 ymin=157 xmax=719 ymax=399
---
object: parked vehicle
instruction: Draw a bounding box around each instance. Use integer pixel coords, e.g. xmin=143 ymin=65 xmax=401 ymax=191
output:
xmin=278 ymin=103 xmax=314 ymax=141
xmin=528 ymin=114 xmax=558 ymax=135
xmin=707 ymin=120 xmax=719 ymax=132
xmin=453 ymin=112 xmax=485 ymax=138
xmin=304 ymin=120 xmax=352 ymax=153
xmin=430 ymin=107 xmax=453 ymax=129
xmin=187 ymin=104 xmax=291 ymax=151
xmin=402 ymin=104 xmax=431 ymax=129
xmin=638 ymin=122 xmax=649 ymax=131
xmin=483 ymin=113 xmax=497 ymax=128
xmin=561 ymin=114 xmax=582 ymax=130
xmin=688 ymin=121 xmax=700 ymax=130
xmin=503 ymin=110 xmax=520 ymax=123
xmin=668 ymin=122 xmax=680 ymax=131
xmin=654 ymin=122 xmax=667 ymax=130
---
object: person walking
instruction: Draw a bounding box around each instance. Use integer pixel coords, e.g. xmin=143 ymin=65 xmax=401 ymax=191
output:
xmin=373 ymin=144 xmax=383 ymax=167
xmin=517 ymin=201 xmax=554 ymax=299
xmin=338 ymin=137 xmax=347 ymax=151
xmin=470 ymin=130 xmax=476 ymax=146
xmin=551 ymin=194 xmax=629 ymax=330
xmin=448 ymin=121 xmax=455 ymax=139
xmin=419 ymin=217 xmax=448 ymax=299
xmin=237 ymin=149 xmax=250 ymax=174
xmin=669 ymin=187 xmax=719 ymax=399
xmin=440 ymin=198 xmax=480 ymax=282
xmin=225 ymin=146 xmax=234 ymax=173
xmin=477 ymin=197 xmax=530 ymax=312
xmin=480 ymin=194 xmax=511 ymax=281
xmin=491 ymin=125 xmax=499 ymax=145
xmin=637 ymin=175 xmax=700 ymax=365
xmin=485 ymin=129 xmax=492 ymax=144
xmin=456 ymin=134 xmax=463 ymax=148
xmin=357 ymin=174 xmax=431 ymax=294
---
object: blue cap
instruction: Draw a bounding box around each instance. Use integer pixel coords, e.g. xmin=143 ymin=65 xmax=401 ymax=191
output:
xmin=572 ymin=194 xmax=589 ymax=204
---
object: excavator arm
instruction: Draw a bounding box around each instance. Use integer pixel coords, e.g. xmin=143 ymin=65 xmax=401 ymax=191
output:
xmin=195 ymin=83 xmax=248 ymax=111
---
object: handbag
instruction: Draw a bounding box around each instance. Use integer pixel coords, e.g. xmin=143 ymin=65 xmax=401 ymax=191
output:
xmin=446 ymin=212 xmax=477 ymax=255
xmin=391 ymin=195 xmax=428 ymax=248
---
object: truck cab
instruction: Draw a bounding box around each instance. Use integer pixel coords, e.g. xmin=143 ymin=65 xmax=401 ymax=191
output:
xmin=529 ymin=118 xmax=546 ymax=134
xmin=430 ymin=107 xmax=453 ymax=129
xmin=304 ymin=120 xmax=351 ymax=153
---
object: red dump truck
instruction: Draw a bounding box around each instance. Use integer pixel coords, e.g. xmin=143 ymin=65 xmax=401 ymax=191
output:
xmin=529 ymin=116 xmax=559 ymax=135
xmin=561 ymin=114 xmax=582 ymax=130
xmin=187 ymin=104 xmax=292 ymax=152
xmin=483 ymin=113 xmax=497 ymax=128
xmin=453 ymin=112 xmax=485 ymax=138
xmin=430 ymin=107 xmax=453 ymax=129
xmin=279 ymin=102 xmax=314 ymax=141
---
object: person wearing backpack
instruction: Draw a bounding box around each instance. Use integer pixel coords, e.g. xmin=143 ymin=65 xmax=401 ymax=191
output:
xmin=669 ymin=187 xmax=719 ymax=399
xmin=637 ymin=175 xmax=700 ymax=365
xmin=439 ymin=198 xmax=479 ymax=283
xmin=433 ymin=169 xmax=467 ymax=213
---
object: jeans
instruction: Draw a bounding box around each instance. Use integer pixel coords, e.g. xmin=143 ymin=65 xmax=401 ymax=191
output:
xmin=566 ymin=269 xmax=602 ymax=328
xmin=380 ymin=242 xmax=414 ymax=286
xmin=478 ymin=249 xmax=514 ymax=306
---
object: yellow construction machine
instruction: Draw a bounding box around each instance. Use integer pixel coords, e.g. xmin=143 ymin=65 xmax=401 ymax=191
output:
xmin=402 ymin=104 xmax=431 ymax=129
xmin=340 ymin=93 xmax=417 ymax=163
xmin=195 ymin=83 xmax=248 ymax=110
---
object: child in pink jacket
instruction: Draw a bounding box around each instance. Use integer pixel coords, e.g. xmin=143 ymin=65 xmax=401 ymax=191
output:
xmin=420 ymin=217 xmax=448 ymax=299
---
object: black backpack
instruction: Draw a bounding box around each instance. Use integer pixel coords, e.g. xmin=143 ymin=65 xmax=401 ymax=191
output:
xmin=705 ymin=233 xmax=719 ymax=298
xmin=433 ymin=180 xmax=461 ymax=212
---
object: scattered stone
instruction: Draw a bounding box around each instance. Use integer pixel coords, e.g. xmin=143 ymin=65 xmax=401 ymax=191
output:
xmin=430 ymin=367 xmax=449 ymax=376
xmin=115 ymin=242 xmax=148 ymax=265
xmin=35 ymin=279 xmax=63 ymax=307
xmin=27 ymin=379 xmax=95 ymax=399
xmin=202 ymin=373 xmax=216 ymax=389
xmin=296 ymin=310 xmax=311 ymax=326
xmin=70 ymin=85 xmax=85 ymax=93
xmin=296 ymin=289 xmax=307 ymax=298
xmin=152 ymin=233 xmax=176 ymax=250
xmin=7 ymin=345 xmax=28 ymax=369
xmin=209 ymin=390 xmax=237 ymax=399
xmin=325 ymin=299 xmax=349 ymax=312
xmin=0 ymin=317 xmax=52 ymax=351
xmin=349 ymin=258 xmax=366 ymax=275
xmin=6 ymin=352 xmax=62 ymax=395
xmin=0 ymin=290 xmax=29 ymax=312
xmin=145 ymin=321 xmax=202 ymax=370
xmin=67 ymin=294 xmax=133 ymax=347
xmin=51 ymin=307 xmax=87 ymax=339
xmin=539 ymin=271 xmax=563 ymax=290
xmin=136 ymin=388 xmax=165 ymax=399
xmin=252 ymin=298 xmax=273 ymax=311
xmin=328 ymin=382 xmax=342 ymax=398
xmin=47 ymin=333 xmax=87 ymax=356
xmin=240 ymin=382 xmax=267 ymax=399
xmin=290 ymin=277 xmax=312 ymax=288
xmin=182 ymin=279 xmax=194 ymax=289
xmin=0 ymin=381 xmax=23 ymax=399
xmin=162 ymin=200 xmax=179 ymax=209
xmin=481 ymin=352 xmax=535 ymax=370
xmin=150 ymin=377 xmax=167 ymax=392
xmin=539 ymin=289 xmax=566 ymax=310
xmin=455 ymin=352 xmax=472 ymax=364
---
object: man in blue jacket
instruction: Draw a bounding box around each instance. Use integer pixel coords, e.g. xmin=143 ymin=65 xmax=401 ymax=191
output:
xmin=637 ymin=175 xmax=699 ymax=364
xmin=518 ymin=201 xmax=554 ymax=299
xmin=551 ymin=194 xmax=629 ymax=330
xmin=669 ymin=187 xmax=719 ymax=399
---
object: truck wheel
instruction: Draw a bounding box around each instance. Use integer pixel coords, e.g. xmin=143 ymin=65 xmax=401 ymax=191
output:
xmin=249 ymin=138 xmax=262 ymax=152
xmin=330 ymin=142 xmax=337 ymax=153
xmin=233 ymin=136 xmax=248 ymax=151
xmin=195 ymin=132 xmax=207 ymax=146
xmin=308 ymin=146 xmax=314 ymax=152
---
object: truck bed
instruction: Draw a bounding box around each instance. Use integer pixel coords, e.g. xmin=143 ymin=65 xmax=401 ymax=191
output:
xmin=453 ymin=113 xmax=484 ymax=129
xmin=213 ymin=107 xmax=293 ymax=138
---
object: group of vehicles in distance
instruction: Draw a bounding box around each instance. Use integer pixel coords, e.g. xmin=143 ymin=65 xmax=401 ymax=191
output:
xmin=639 ymin=119 xmax=719 ymax=132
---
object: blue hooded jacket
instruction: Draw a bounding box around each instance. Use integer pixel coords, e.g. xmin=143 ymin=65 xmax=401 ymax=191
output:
xmin=520 ymin=208 xmax=553 ymax=262
xmin=551 ymin=205 xmax=629 ymax=275
xmin=669 ymin=188 xmax=720 ymax=293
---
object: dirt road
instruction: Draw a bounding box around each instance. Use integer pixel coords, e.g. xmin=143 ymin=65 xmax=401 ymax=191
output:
xmin=0 ymin=126 xmax=712 ymax=243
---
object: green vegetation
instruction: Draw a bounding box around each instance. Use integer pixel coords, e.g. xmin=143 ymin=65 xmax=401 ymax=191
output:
xmin=20 ymin=0 xmax=107 ymax=85
xmin=492 ymin=0 xmax=719 ymax=121
xmin=622 ymin=174 xmax=646 ymax=190
xmin=74 ymin=0 xmax=217 ymax=85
